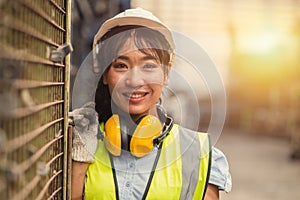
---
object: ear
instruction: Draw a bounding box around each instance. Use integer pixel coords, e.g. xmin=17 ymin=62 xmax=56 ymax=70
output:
xmin=163 ymin=65 xmax=171 ymax=86
xmin=102 ymin=73 xmax=108 ymax=85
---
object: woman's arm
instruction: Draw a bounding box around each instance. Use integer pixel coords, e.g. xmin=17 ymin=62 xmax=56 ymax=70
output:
xmin=204 ymin=147 xmax=232 ymax=200
xmin=204 ymin=184 xmax=219 ymax=200
xmin=71 ymin=161 xmax=89 ymax=200
xmin=209 ymin=147 xmax=232 ymax=192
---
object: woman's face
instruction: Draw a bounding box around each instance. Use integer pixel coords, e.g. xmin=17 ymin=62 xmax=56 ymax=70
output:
xmin=103 ymin=39 xmax=169 ymax=121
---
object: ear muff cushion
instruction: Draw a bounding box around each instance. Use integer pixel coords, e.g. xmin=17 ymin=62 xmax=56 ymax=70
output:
xmin=104 ymin=114 xmax=121 ymax=156
xmin=130 ymin=115 xmax=162 ymax=157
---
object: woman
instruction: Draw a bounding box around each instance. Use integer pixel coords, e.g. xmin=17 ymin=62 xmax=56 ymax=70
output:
xmin=71 ymin=8 xmax=231 ymax=200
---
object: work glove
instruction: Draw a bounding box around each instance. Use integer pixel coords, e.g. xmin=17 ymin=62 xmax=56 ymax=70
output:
xmin=69 ymin=102 xmax=99 ymax=163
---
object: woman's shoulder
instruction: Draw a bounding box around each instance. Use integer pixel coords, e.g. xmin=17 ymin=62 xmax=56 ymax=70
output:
xmin=170 ymin=125 xmax=232 ymax=192
xmin=173 ymin=124 xmax=211 ymax=141
xmin=209 ymin=147 xmax=232 ymax=192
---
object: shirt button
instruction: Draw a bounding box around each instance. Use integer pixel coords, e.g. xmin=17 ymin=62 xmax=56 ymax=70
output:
xmin=129 ymin=162 xmax=135 ymax=168
xmin=125 ymin=182 xmax=130 ymax=187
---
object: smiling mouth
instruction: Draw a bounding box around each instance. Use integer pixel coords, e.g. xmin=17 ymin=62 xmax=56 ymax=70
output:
xmin=124 ymin=92 xmax=148 ymax=99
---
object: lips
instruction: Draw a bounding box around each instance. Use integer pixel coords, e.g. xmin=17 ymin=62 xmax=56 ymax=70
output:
xmin=123 ymin=91 xmax=148 ymax=101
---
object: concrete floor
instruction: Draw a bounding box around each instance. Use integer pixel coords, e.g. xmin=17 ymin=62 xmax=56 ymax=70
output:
xmin=215 ymin=129 xmax=300 ymax=200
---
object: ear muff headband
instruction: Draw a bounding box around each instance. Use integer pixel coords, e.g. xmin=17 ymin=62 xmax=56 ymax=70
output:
xmin=103 ymin=114 xmax=163 ymax=157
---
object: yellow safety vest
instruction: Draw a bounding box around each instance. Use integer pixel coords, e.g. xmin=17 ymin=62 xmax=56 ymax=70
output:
xmin=85 ymin=124 xmax=211 ymax=200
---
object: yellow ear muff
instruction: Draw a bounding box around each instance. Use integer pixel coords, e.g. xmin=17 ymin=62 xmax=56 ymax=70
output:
xmin=104 ymin=114 xmax=121 ymax=156
xmin=130 ymin=115 xmax=162 ymax=157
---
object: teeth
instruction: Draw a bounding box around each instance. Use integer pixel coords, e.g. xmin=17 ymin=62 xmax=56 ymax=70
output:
xmin=130 ymin=93 xmax=143 ymax=98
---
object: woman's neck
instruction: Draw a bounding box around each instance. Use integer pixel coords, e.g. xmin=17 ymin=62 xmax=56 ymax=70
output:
xmin=131 ymin=106 xmax=158 ymax=122
xmin=114 ymin=106 xmax=159 ymax=124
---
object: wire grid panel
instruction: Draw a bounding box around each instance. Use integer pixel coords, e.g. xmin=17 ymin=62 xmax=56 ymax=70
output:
xmin=0 ymin=0 xmax=70 ymax=199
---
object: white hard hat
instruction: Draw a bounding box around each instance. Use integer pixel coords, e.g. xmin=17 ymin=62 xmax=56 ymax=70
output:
xmin=92 ymin=7 xmax=175 ymax=73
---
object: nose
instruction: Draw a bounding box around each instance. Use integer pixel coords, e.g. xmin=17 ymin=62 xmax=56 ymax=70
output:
xmin=125 ymin=68 xmax=144 ymax=88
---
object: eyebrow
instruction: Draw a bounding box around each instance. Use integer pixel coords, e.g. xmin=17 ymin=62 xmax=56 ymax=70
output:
xmin=116 ymin=54 xmax=157 ymax=61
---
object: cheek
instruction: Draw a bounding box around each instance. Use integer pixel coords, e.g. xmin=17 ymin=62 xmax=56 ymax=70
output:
xmin=145 ymin=70 xmax=165 ymax=85
xmin=152 ymin=84 xmax=163 ymax=97
xmin=104 ymin=71 xmax=123 ymax=93
xmin=107 ymin=78 xmax=120 ymax=96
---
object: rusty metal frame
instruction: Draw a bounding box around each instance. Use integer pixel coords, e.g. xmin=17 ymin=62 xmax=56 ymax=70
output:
xmin=63 ymin=0 xmax=72 ymax=199
xmin=0 ymin=0 xmax=72 ymax=199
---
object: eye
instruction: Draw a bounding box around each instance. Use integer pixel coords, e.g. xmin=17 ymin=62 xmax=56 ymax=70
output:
xmin=112 ymin=62 xmax=128 ymax=70
xmin=143 ymin=63 xmax=159 ymax=70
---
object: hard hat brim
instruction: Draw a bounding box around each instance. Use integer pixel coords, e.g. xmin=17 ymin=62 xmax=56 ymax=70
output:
xmin=93 ymin=16 xmax=175 ymax=50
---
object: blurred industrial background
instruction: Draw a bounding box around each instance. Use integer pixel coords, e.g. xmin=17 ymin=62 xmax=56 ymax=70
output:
xmin=1 ymin=0 xmax=300 ymax=199
xmin=0 ymin=0 xmax=72 ymax=199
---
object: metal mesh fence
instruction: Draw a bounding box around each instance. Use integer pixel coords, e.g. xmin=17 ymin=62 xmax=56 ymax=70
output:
xmin=0 ymin=0 xmax=71 ymax=199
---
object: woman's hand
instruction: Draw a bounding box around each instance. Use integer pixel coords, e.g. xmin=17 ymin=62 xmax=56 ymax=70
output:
xmin=69 ymin=102 xmax=99 ymax=163
xmin=204 ymin=184 xmax=219 ymax=200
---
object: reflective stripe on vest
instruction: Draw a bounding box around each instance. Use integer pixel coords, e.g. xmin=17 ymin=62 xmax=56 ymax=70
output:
xmin=84 ymin=124 xmax=211 ymax=200
xmin=85 ymin=138 xmax=117 ymax=199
